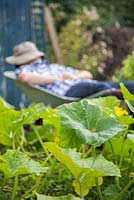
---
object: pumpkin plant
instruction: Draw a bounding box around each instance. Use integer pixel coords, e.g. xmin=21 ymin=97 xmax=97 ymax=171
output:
xmin=0 ymin=84 xmax=134 ymax=199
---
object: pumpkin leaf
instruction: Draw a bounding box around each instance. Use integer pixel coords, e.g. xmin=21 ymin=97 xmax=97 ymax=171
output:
xmin=120 ymin=83 xmax=134 ymax=101
xmin=45 ymin=142 xmax=120 ymax=195
xmin=73 ymin=176 xmax=103 ymax=196
xmin=87 ymin=96 xmax=121 ymax=114
xmin=0 ymin=150 xmax=47 ymax=178
xmin=36 ymin=193 xmax=81 ymax=200
xmin=57 ymin=99 xmax=126 ymax=148
xmin=120 ymin=83 xmax=134 ymax=113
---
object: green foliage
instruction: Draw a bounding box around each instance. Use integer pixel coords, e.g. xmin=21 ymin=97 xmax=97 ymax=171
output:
xmin=1 ymin=91 xmax=134 ymax=199
xmin=119 ymin=52 xmax=134 ymax=81
xmin=120 ymin=82 xmax=134 ymax=113
xmin=37 ymin=193 xmax=81 ymax=200
xmin=0 ymin=150 xmax=47 ymax=178
xmin=45 ymin=142 xmax=120 ymax=196
xmin=46 ymin=0 xmax=134 ymax=30
xmin=57 ymin=99 xmax=126 ymax=148
xmin=58 ymin=9 xmax=109 ymax=78
xmin=46 ymin=1 xmax=134 ymax=80
xmin=103 ymin=184 xmax=129 ymax=200
xmin=88 ymin=0 xmax=134 ymax=28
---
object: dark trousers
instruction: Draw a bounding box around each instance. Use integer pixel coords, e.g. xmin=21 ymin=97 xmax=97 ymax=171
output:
xmin=65 ymin=81 xmax=134 ymax=98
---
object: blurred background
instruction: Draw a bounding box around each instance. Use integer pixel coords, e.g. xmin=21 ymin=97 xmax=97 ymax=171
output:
xmin=46 ymin=0 xmax=134 ymax=81
xmin=0 ymin=0 xmax=134 ymax=108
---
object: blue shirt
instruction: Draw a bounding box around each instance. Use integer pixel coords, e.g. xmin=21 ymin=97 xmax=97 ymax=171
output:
xmin=15 ymin=60 xmax=97 ymax=96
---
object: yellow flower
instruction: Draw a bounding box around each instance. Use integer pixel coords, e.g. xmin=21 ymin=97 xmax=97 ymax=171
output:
xmin=114 ymin=106 xmax=128 ymax=116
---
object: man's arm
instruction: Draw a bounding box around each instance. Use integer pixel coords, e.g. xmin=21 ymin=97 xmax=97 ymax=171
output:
xmin=18 ymin=72 xmax=65 ymax=84
xmin=18 ymin=70 xmax=93 ymax=84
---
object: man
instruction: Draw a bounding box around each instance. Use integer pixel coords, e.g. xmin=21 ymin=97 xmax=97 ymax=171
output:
xmin=5 ymin=41 xmax=134 ymax=98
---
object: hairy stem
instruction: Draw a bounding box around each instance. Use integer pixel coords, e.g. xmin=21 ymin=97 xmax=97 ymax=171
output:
xmin=80 ymin=181 xmax=84 ymax=200
xmin=32 ymin=126 xmax=49 ymax=157
xmin=92 ymin=146 xmax=103 ymax=200
xmin=11 ymin=174 xmax=18 ymax=200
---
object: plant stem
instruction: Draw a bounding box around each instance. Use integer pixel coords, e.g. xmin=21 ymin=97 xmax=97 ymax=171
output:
xmin=15 ymin=131 xmax=25 ymax=153
xmin=12 ymin=133 xmax=16 ymax=151
xmin=20 ymin=126 xmax=26 ymax=152
xmin=114 ymin=136 xmax=126 ymax=190
xmin=129 ymin=149 xmax=134 ymax=173
xmin=80 ymin=181 xmax=84 ymax=200
xmin=113 ymin=177 xmax=134 ymax=200
xmin=22 ymin=175 xmax=42 ymax=199
xmin=22 ymin=127 xmax=52 ymax=199
xmin=11 ymin=174 xmax=18 ymax=200
xmin=92 ymin=146 xmax=103 ymax=200
xmin=95 ymin=178 xmax=103 ymax=200
xmin=109 ymin=141 xmax=118 ymax=164
xmin=32 ymin=126 xmax=49 ymax=157
xmin=83 ymin=146 xmax=92 ymax=158
xmin=115 ymin=177 xmax=121 ymax=190
xmin=118 ymin=139 xmax=125 ymax=169
xmin=92 ymin=145 xmax=96 ymax=157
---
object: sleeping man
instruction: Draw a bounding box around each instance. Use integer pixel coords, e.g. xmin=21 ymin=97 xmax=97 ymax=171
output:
xmin=5 ymin=41 xmax=134 ymax=98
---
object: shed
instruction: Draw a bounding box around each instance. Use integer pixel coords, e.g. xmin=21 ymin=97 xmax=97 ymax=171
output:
xmin=0 ymin=0 xmax=46 ymax=108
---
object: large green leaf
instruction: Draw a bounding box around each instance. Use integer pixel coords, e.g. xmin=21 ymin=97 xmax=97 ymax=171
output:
xmin=104 ymin=135 xmax=134 ymax=157
xmin=87 ymin=96 xmax=121 ymax=114
xmin=125 ymin=100 xmax=134 ymax=113
xmin=57 ymin=99 xmax=126 ymax=148
xmin=0 ymin=150 xmax=47 ymax=178
xmin=36 ymin=193 xmax=81 ymax=200
xmin=0 ymin=110 xmax=21 ymax=145
xmin=45 ymin=142 xmax=120 ymax=177
xmin=45 ymin=142 xmax=120 ymax=195
xmin=0 ymin=103 xmax=47 ymax=145
xmin=0 ymin=131 xmax=11 ymax=146
xmin=120 ymin=83 xmax=134 ymax=113
xmin=120 ymin=83 xmax=134 ymax=101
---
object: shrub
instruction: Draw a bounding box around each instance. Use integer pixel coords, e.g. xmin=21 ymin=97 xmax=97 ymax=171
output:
xmin=59 ymin=8 xmax=111 ymax=80
xmin=118 ymin=51 xmax=134 ymax=81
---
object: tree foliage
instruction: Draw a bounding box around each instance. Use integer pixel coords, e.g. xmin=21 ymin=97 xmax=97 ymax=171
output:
xmin=46 ymin=0 xmax=134 ymax=31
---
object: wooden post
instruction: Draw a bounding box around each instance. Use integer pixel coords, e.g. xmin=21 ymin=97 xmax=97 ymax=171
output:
xmin=45 ymin=5 xmax=64 ymax=64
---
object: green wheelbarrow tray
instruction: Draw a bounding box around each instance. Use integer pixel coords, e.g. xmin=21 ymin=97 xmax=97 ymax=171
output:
xmin=4 ymin=71 xmax=122 ymax=107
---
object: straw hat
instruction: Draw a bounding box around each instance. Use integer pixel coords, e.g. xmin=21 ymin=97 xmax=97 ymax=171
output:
xmin=5 ymin=41 xmax=45 ymax=65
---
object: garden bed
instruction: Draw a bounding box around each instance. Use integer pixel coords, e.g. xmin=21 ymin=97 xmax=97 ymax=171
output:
xmin=0 ymin=83 xmax=134 ymax=199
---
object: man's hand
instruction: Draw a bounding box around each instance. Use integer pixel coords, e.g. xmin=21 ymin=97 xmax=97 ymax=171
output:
xmin=18 ymin=72 xmax=31 ymax=83
xmin=62 ymin=73 xmax=74 ymax=80
xmin=61 ymin=71 xmax=93 ymax=81
xmin=76 ymin=70 xmax=93 ymax=80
